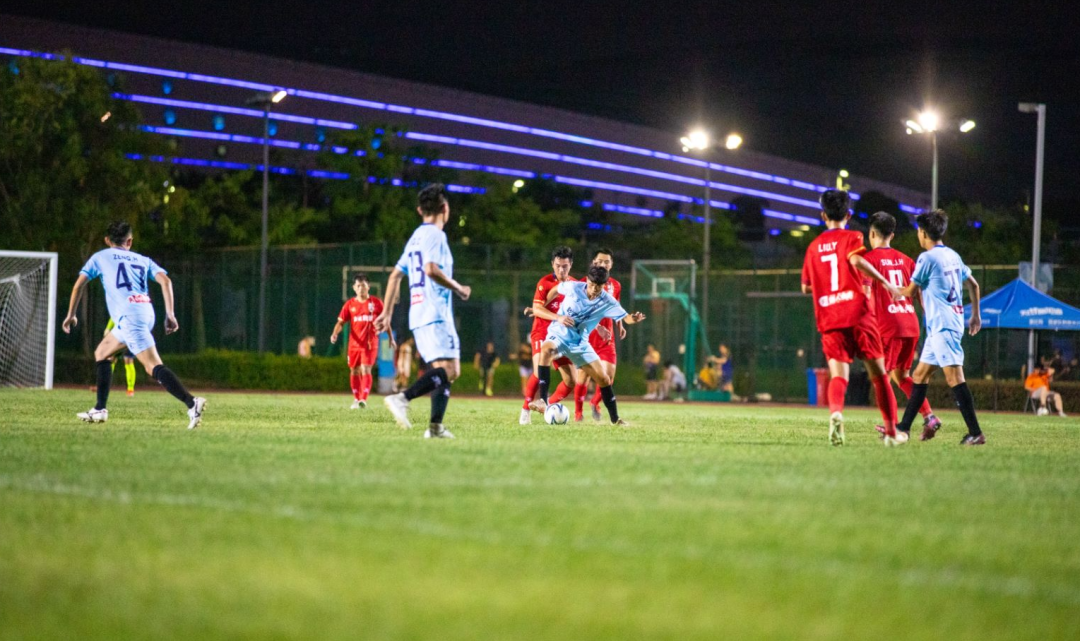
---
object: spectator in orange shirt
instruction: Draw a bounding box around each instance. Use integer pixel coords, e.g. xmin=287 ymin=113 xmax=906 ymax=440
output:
xmin=1025 ymin=364 xmax=1066 ymax=417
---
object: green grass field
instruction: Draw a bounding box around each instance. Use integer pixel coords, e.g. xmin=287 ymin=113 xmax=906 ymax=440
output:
xmin=2 ymin=388 xmax=1079 ymax=640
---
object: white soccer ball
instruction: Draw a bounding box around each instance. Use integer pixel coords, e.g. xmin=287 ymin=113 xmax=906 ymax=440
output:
xmin=544 ymin=403 xmax=570 ymax=425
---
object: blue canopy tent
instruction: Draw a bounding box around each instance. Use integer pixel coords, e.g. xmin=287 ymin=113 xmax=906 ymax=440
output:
xmin=963 ymin=278 xmax=1080 ymax=409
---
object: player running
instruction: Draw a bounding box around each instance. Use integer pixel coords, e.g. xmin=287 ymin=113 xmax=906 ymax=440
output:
xmin=573 ymin=248 xmax=623 ymax=422
xmin=801 ymin=190 xmax=904 ymax=446
xmin=62 ymin=221 xmax=206 ymax=428
xmin=330 ymin=273 xmax=383 ymax=409
xmin=104 ymin=319 xmax=137 ymax=397
xmin=519 ymin=246 xmax=578 ymax=425
xmin=863 ymin=212 xmax=941 ymax=436
xmin=894 ymin=210 xmax=985 ymax=445
xmin=527 ymin=265 xmax=645 ymax=425
xmin=376 ymin=184 xmax=471 ymax=439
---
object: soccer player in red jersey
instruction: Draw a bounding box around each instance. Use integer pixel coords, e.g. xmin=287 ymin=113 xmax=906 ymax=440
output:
xmin=330 ymin=273 xmax=384 ymax=409
xmin=801 ymin=190 xmax=905 ymax=446
xmin=863 ymin=211 xmax=941 ymax=435
xmin=519 ymin=246 xmax=577 ymax=425
xmin=568 ymin=248 xmax=623 ymax=422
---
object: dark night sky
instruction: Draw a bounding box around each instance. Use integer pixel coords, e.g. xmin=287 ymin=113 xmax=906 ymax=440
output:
xmin=7 ymin=1 xmax=1080 ymax=215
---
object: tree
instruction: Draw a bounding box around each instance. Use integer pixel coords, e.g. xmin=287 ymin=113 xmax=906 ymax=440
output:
xmin=0 ymin=54 xmax=166 ymax=267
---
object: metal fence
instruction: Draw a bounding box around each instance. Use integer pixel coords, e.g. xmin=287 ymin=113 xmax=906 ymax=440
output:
xmin=59 ymin=241 xmax=1080 ymax=400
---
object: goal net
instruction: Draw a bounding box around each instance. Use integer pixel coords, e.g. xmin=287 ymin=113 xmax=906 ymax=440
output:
xmin=0 ymin=251 xmax=58 ymax=388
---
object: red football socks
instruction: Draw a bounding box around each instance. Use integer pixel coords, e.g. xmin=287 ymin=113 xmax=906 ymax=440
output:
xmin=549 ymin=381 xmax=571 ymax=404
xmin=574 ymin=383 xmax=588 ymax=416
xmin=522 ymin=374 xmax=538 ymax=409
xmin=871 ymin=375 xmax=898 ymax=431
xmin=827 ymin=377 xmax=848 ymax=414
xmin=360 ymin=373 xmax=372 ymax=400
xmin=590 ymin=386 xmax=603 ymax=409
xmin=899 ymin=377 xmax=934 ymax=418
xmin=350 ymin=374 xmax=361 ymax=401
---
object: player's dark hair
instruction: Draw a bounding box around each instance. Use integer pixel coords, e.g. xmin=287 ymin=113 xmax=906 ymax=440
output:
xmin=593 ymin=247 xmax=614 ymax=260
xmin=916 ymin=209 xmax=948 ymax=241
xmin=417 ymin=183 xmax=448 ymax=216
xmin=869 ymin=211 xmax=896 ymax=237
xmin=819 ymin=189 xmax=852 ymax=221
xmin=664 ymin=361 xmax=673 ymax=368
xmin=551 ymin=246 xmax=573 ymax=261
xmin=587 ymin=265 xmax=609 ymax=285
xmin=353 ymin=273 xmax=369 ymax=284
xmin=106 ymin=221 xmax=132 ymax=245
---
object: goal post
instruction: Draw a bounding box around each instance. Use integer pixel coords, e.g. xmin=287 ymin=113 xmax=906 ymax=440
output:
xmin=630 ymin=260 xmax=707 ymax=393
xmin=0 ymin=250 xmax=59 ymax=389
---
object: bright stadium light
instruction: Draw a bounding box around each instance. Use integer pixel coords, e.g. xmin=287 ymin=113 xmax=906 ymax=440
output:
xmin=680 ymin=129 xmax=710 ymax=152
xmin=918 ymin=110 xmax=940 ymax=133
xmin=959 ymin=119 xmax=976 ymax=133
xmin=903 ymin=108 xmax=973 ymax=211
xmin=271 ymin=89 xmax=287 ymax=103
xmin=724 ymin=133 xmax=743 ymax=150
xmin=905 ymin=119 xmax=923 ymax=134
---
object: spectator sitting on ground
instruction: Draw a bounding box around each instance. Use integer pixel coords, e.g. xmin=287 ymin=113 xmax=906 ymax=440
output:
xmin=297 ymin=336 xmax=316 ymax=358
xmin=473 ymin=341 xmax=501 ymax=397
xmin=643 ymin=344 xmax=661 ymax=399
xmin=661 ymin=361 xmax=687 ymax=401
xmin=1025 ymin=364 xmax=1067 ymax=417
xmin=697 ymin=365 xmax=719 ymax=390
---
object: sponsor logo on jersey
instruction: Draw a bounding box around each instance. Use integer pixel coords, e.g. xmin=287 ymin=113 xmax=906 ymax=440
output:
xmin=888 ymin=302 xmax=916 ymax=314
xmin=128 ymin=294 xmax=152 ymax=304
xmin=411 ymin=292 xmax=425 ymax=306
xmin=352 ymin=314 xmax=375 ymax=322
xmin=818 ymin=290 xmax=855 ymax=307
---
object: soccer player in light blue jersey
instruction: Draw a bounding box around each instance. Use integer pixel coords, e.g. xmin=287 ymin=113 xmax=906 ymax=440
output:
xmin=527 ymin=264 xmax=645 ymax=425
xmin=62 ymin=222 xmax=206 ymax=428
xmin=376 ymin=184 xmax=472 ymax=439
xmin=896 ymin=210 xmax=985 ymax=445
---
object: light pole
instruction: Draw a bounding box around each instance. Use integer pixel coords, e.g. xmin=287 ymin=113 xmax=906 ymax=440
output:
xmin=905 ymin=110 xmax=975 ymax=210
xmin=1019 ymin=102 xmax=1047 ymax=373
xmin=246 ymin=89 xmax=287 ymax=353
xmin=680 ymin=129 xmax=742 ymax=353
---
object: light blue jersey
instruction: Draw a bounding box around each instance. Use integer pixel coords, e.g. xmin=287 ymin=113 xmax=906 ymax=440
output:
xmin=80 ymin=248 xmax=166 ymax=325
xmin=395 ymin=223 xmax=454 ymax=330
xmin=547 ymin=281 xmax=628 ymax=344
xmin=911 ymin=245 xmax=972 ymax=335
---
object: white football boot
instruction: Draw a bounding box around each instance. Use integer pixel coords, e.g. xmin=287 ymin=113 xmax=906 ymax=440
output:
xmin=384 ymin=393 xmax=412 ymax=429
xmin=77 ymin=408 xmax=108 ymax=423
xmin=187 ymin=397 xmax=207 ymax=429
xmin=519 ymin=408 xmax=531 ymax=425
xmin=828 ymin=411 xmax=845 ymax=446
xmin=424 ymin=423 xmax=455 ymax=439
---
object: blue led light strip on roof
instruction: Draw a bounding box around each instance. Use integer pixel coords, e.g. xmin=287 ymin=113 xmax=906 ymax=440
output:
xmin=116 ymin=94 xmax=357 ymax=129
xmin=0 ymin=47 xmax=932 ymax=210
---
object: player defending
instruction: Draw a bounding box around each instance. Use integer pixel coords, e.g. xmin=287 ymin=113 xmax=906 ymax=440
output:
xmin=801 ymin=190 xmax=904 ymax=446
xmin=528 ymin=265 xmax=644 ymax=425
xmin=864 ymin=212 xmax=941 ymax=436
xmin=575 ymin=248 xmax=623 ymax=422
xmin=519 ymin=246 xmax=578 ymax=425
xmin=104 ymin=318 xmax=138 ymax=397
xmin=894 ymin=210 xmax=985 ymax=445
xmin=330 ymin=273 xmax=384 ymax=409
xmin=376 ymin=184 xmax=471 ymax=439
xmin=62 ymin=221 xmax=206 ymax=428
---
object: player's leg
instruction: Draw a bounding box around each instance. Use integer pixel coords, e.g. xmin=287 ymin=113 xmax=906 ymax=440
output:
xmin=826 ymin=358 xmax=851 ymax=445
xmin=573 ymin=367 xmax=589 ymax=422
xmin=889 ymin=337 xmax=938 ymax=429
xmin=864 ymin=356 xmax=901 ymax=443
xmin=942 ymin=364 xmax=984 ymax=445
xmin=133 ymin=344 xmax=207 ymax=429
xmin=78 ymin=332 xmax=127 ymax=421
xmin=529 ymin=341 xmax=560 ymax=412
xmin=898 ymin=360 xmax=939 ymax=440
xmin=124 ymin=355 xmax=136 ymax=396
xmin=358 ymin=346 xmax=376 ymax=402
xmin=348 ymin=354 xmax=363 ymax=406
xmin=386 ymin=322 xmax=458 ymax=436
xmin=589 ymin=353 xmax=616 ymax=420
xmin=548 ymin=359 xmax=575 ymax=404
xmin=582 ymin=360 xmax=626 ymax=425
xmin=522 ymin=344 xmax=542 ymax=411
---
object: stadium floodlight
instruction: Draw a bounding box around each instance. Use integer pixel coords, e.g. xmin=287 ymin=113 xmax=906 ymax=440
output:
xmin=680 ymin=129 xmax=710 ymax=152
xmin=245 ymin=91 xmax=287 ymax=353
xmin=905 ymin=119 xmax=924 ymax=134
xmin=917 ymin=110 xmax=940 ymax=133
xmin=959 ymin=119 xmax=976 ymax=133
xmin=724 ymin=133 xmax=743 ymax=150
xmin=903 ymin=108 xmax=974 ymax=210
xmin=1018 ymin=102 xmax=1047 ymax=373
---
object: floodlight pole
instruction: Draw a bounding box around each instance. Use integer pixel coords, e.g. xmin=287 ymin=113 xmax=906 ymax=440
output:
xmin=257 ymin=105 xmax=271 ymax=354
xmin=702 ymin=164 xmax=712 ymax=353
xmin=1020 ymin=102 xmax=1046 ymax=373
xmin=930 ymin=131 xmax=939 ymax=211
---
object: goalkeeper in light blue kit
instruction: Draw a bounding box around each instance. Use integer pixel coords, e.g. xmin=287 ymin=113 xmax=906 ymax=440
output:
xmin=527 ymin=264 xmax=645 ymax=425
xmin=62 ymin=221 xmax=206 ymax=428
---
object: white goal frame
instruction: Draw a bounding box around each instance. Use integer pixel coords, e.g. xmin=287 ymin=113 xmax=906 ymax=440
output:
xmin=0 ymin=250 xmax=58 ymax=389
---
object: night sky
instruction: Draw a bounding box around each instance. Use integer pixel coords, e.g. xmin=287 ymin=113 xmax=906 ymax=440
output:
xmin=7 ymin=1 xmax=1080 ymax=218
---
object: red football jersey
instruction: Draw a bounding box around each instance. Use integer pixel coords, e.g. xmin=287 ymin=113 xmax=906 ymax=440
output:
xmin=863 ymin=247 xmax=920 ymax=339
xmin=582 ymin=275 xmax=622 ymax=349
xmin=530 ymin=273 xmax=567 ymax=339
xmin=802 ymin=228 xmax=870 ymax=332
xmin=338 ymin=296 xmax=384 ymax=350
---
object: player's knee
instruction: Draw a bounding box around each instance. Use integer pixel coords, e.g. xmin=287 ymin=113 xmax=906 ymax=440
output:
xmin=595 ymin=373 xmax=612 ymax=388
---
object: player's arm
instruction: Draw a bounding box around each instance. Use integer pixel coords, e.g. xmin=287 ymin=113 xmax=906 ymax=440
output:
xmin=330 ymin=318 xmax=346 ymax=344
xmin=965 ymin=274 xmax=981 ymax=336
xmin=616 ymin=319 xmax=626 ymax=340
xmin=424 ymin=262 xmax=470 ymax=300
xmin=473 ymin=352 xmax=481 ymax=369
xmin=375 ymin=267 xmax=405 ymax=334
xmin=621 ymin=311 xmax=646 ymax=325
xmin=62 ymin=273 xmax=91 ymax=333
xmin=493 ymin=356 xmax=501 ymax=368
xmin=851 ymin=254 xmax=902 ymax=299
xmin=154 ymin=272 xmax=179 ymax=334
xmin=530 ymin=303 xmax=574 ymax=327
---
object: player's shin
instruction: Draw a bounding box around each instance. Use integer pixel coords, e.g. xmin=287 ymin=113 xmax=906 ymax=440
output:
xmin=549 ymin=381 xmax=571 ymax=404
xmin=152 ymin=365 xmax=195 ymax=409
xmin=871 ymin=375 xmax=898 ymax=431
xmin=350 ymin=374 xmax=362 ymax=400
xmin=590 ymin=386 xmax=603 ymax=409
xmin=95 ymin=360 xmax=112 ymax=410
xmin=827 ymin=377 xmax=848 ymax=414
xmin=599 ymin=385 xmax=619 ymax=423
xmin=574 ymin=383 xmax=588 ymax=416
xmin=900 ymin=376 xmax=934 ymax=417
xmin=897 ymin=383 xmax=929 ymax=433
xmin=403 ymin=367 xmax=446 ymax=401
xmin=361 ymin=373 xmax=372 ymax=400
xmin=430 ymin=379 xmax=452 ymax=424
xmin=950 ymin=382 xmax=982 ymax=437
xmin=125 ymin=361 xmax=136 ymax=392
xmin=536 ymin=365 xmax=551 ymax=403
xmin=522 ymin=374 xmax=538 ymax=409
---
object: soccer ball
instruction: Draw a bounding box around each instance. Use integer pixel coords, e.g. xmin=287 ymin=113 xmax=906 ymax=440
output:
xmin=544 ymin=403 xmax=570 ymax=425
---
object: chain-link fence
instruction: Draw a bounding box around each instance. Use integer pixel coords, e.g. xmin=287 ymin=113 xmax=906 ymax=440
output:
xmin=57 ymin=241 xmax=1080 ymax=401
